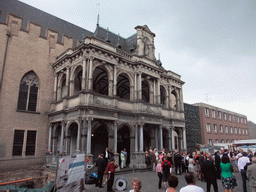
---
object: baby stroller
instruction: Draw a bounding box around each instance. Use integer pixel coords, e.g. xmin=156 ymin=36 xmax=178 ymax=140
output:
xmin=85 ymin=163 xmax=98 ymax=185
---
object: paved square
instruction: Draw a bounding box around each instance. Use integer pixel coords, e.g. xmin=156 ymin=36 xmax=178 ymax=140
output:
xmin=85 ymin=171 xmax=244 ymax=191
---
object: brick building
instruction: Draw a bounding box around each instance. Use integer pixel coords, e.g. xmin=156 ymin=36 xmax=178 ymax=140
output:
xmin=193 ymin=103 xmax=249 ymax=146
xmin=248 ymin=121 xmax=256 ymax=139
xmin=0 ymin=0 xmax=186 ymax=170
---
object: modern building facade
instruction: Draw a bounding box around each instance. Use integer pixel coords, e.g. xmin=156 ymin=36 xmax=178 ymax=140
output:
xmin=184 ymin=103 xmax=201 ymax=152
xmin=193 ymin=103 xmax=249 ymax=146
xmin=0 ymin=0 xmax=186 ymax=170
xmin=248 ymin=121 xmax=256 ymax=139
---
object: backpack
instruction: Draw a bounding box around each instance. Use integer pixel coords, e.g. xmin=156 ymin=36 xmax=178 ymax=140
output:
xmin=163 ymin=161 xmax=169 ymax=174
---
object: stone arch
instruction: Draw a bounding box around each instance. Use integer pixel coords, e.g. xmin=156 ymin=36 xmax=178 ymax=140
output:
xmin=170 ymin=90 xmax=178 ymax=110
xmin=93 ymin=65 xmax=109 ymax=95
xmin=66 ymin=122 xmax=78 ymax=155
xmin=117 ymin=73 xmax=130 ymax=100
xmin=117 ymin=123 xmax=132 ymax=166
xmin=91 ymin=120 xmax=109 ymax=159
xmin=70 ymin=65 xmax=83 ymax=95
xmin=93 ymin=61 xmax=112 ymax=81
xmin=70 ymin=64 xmax=83 ymax=81
xmin=116 ymin=70 xmax=134 ymax=87
xmin=53 ymin=124 xmax=62 ymax=155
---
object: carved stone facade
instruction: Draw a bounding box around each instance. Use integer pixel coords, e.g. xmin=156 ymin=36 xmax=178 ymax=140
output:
xmin=48 ymin=25 xmax=186 ymax=167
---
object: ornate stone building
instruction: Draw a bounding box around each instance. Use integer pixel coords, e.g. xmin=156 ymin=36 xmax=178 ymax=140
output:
xmin=0 ymin=0 xmax=185 ymax=169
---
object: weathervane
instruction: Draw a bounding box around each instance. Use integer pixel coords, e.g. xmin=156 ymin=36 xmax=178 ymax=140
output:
xmin=97 ymin=3 xmax=100 ymax=26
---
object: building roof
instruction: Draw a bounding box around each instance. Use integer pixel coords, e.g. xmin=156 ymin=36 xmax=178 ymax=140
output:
xmin=93 ymin=25 xmax=137 ymax=53
xmin=0 ymin=0 xmax=93 ymax=46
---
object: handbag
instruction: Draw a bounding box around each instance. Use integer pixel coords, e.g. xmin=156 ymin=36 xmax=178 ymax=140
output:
xmin=232 ymin=177 xmax=237 ymax=187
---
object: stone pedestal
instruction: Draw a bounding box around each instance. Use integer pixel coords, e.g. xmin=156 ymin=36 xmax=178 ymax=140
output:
xmin=113 ymin=153 xmax=120 ymax=171
xmin=85 ymin=153 xmax=94 ymax=164
xmin=129 ymin=152 xmax=146 ymax=169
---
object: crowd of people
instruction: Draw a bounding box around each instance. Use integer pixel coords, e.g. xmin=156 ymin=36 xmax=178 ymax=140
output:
xmin=146 ymin=147 xmax=256 ymax=192
xmin=94 ymin=147 xmax=256 ymax=192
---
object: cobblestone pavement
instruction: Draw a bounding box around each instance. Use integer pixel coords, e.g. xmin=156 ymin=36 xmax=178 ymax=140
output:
xmin=85 ymin=170 xmax=246 ymax=191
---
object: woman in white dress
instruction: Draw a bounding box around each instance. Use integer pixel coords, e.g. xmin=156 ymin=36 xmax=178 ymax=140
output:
xmin=188 ymin=154 xmax=195 ymax=173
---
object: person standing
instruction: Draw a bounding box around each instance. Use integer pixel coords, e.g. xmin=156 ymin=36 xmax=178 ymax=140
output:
xmin=162 ymin=157 xmax=172 ymax=189
xmin=123 ymin=148 xmax=127 ymax=167
xmin=151 ymin=149 xmax=157 ymax=171
xmin=120 ymin=150 xmax=125 ymax=169
xmin=220 ymin=154 xmax=233 ymax=192
xmin=95 ymin=153 xmax=105 ymax=188
xmin=106 ymin=159 xmax=118 ymax=192
xmin=103 ymin=148 xmax=114 ymax=169
xmin=201 ymin=154 xmax=218 ymax=192
xmin=188 ymin=154 xmax=195 ymax=173
xmin=174 ymin=151 xmax=182 ymax=175
xmin=247 ymin=157 xmax=256 ymax=192
xmin=238 ymin=152 xmax=251 ymax=192
xmin=180 ymin=172 xmax=205 ymax=192
xmin=215 ymin=151 xmax=221 ymax=179
xmin=156 ymin=159 xmax=163 ymax=189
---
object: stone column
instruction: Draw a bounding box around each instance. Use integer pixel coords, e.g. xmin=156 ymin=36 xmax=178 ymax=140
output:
xmin=113 ymin=65 xmax=117 ymax=96
xmin=134 ymin=123 xmax=138 ymax=152
xmin=171 ymin=127 xmax=175 ymax=151
xmin=60 ymin=121 xmax=65 ymax=153
xmin=139 ymin=124 xmax=144 ymax=152
xmin=109 ymin=80 xmax=113 ymax=96
xmin=180 ymin=88 xmax=184 ymax=111
xmin=57 ymin=86 xmax=61 ymax=101
xmin=157 ymin=79 xmax=160 ymax=104
xmin=153 ymin=80 xmax=156 ymax=104
xmin=134 ymin=74 xmax=137 ymax=100
xmin=82 ymin=58 xmax=86 ymax=90
xmin=183 ymin=127 xmax=187 ymax=151
xmin=48 ymin=124 xmax=52 ymax=151
xmin=169 ymin=86 xmax=172 ymax=109
xmin=88 ymin=57 xmax=93 ymax=90
xmin=159 ymin=125 xmax=163 ymax=150
xmin=81 ymin=119 xmax=87 ymax=153
xmin=53 ymin=74 xmax=58 ymax=102
xmin=86 ymin=118 xmax=92 ymax=154
xmin=138 ymin=72 xmax=142 ymax=100
xmin=76 ymin=119 xmax=81 ymax=153
xmin=114 ymin=121 xmax=118 ymax=153
xmin=168 ymin=128 xmax=172 ymax=152
xmin=155 ymin=127 xmax=158 ymax=150
xmin=66 ymin=66 xmax=70 ymax=97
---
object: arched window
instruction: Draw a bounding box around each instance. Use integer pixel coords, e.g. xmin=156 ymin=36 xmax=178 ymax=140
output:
xmin=93 ymin=66 xmax=109 ymax=95
xmin=142 ymin=80 xmax=149 ymax=103
xmin=74 ymin=70 xmax=82 ymax=95
xmin=117 ymin=73 xmax=130 ymax=100
xmin=160 ymin=85 xmax=166 ymax=106
xmin=170 ymin=91 xmax=177 ymax=110
xmin=17 ymin=71 xmax=39 ymax=112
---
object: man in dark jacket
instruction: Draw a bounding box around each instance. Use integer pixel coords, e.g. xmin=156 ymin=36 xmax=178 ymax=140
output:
xmin=174 ymin=151 xmax=182 ymax=175
xmin=95 ymin=153 xmax=105 ymax=188
xmin=202 ymin=154 xmax=218 ymax=192
xmin=214 ymin=151 xmax=221 ymax=179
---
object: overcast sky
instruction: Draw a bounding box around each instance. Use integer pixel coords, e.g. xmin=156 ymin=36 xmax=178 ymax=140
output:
xmin=20 ymin=0 xmax=256 ymax=123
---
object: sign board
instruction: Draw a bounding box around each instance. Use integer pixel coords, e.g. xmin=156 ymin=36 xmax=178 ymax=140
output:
xmin=56 ymin=154 xmax=85 ymax=191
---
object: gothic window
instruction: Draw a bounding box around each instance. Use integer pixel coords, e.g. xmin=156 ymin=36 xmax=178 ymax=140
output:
xmin=93 ymin=66 xmax=109 ymax=95
xmin=17 ymin=71 xmax=39 ymax=112
xmin=160 ymin=85 xmax=166 ymax=106
xmin=12 ymin=130 xmax=25 ymax=156
xmin=117 ymin=73 xmax=130 ymax=100
xmin=142 ymin=80 xmax=149 ymax=103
